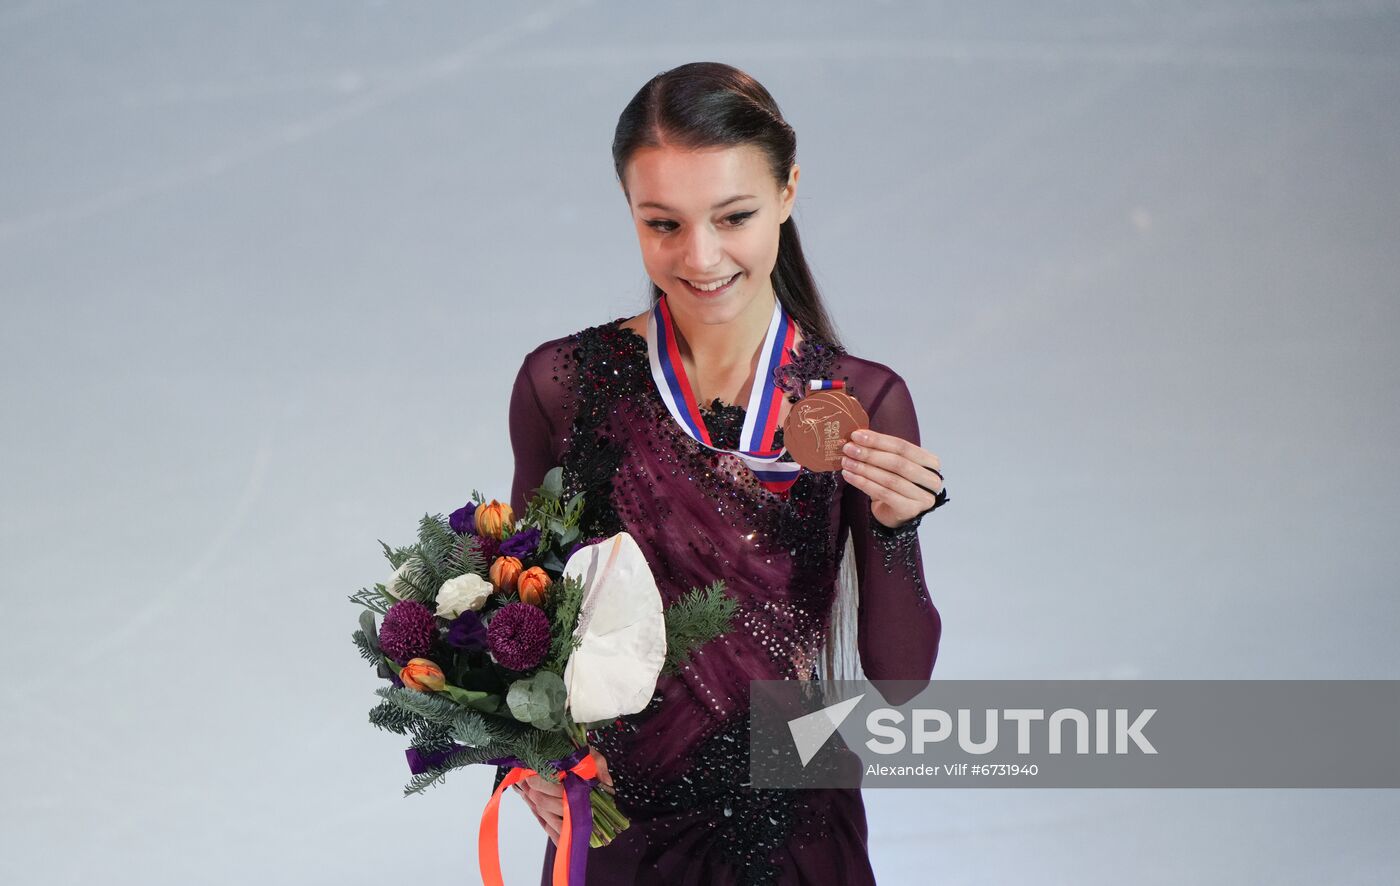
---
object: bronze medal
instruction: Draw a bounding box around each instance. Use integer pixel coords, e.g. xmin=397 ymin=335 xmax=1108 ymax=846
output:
xmin=781 ymin=388 xmax=869 ymax=471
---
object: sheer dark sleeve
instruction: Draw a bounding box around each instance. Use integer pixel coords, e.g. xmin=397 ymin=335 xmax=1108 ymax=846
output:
xmin=508 ymin=344 xmax=563 ymax=516
xmin=840 ymin=368 xmax=942 ymax=683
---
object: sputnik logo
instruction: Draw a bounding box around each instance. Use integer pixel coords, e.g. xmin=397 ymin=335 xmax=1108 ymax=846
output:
xmin=787 ymin=693 xmax=866 ymax=766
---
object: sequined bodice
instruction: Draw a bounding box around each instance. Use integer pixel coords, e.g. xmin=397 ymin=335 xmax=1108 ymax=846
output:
xmin=698 ymin=397 xmax=785 ymax=452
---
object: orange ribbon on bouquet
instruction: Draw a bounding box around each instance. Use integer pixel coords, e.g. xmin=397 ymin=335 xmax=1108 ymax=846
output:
xmin=480 ymin=748 xmax=599 ymax=886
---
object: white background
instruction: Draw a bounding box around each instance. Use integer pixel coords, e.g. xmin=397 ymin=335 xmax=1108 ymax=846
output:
xmin=2 ymin=1 xmax=1398 ymax=883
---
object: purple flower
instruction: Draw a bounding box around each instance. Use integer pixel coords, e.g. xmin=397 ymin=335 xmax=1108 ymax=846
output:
xmin=474 ymin=533 xmax=501 ymax=564
xmin=449 ymin=502 xmax=478 ymax=535
xmin=378 ymin=600 xmax=437 ymax=662
xmin=500 ymin=527 xmax=541 ymax=559
xmin=446 ymin=611 xmax=488 ymax=650
xmin=486 ymin=602 xmax=551 ymax=671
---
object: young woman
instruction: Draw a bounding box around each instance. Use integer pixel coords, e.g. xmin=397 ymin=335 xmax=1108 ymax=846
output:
xmin=502 ymin=61 xmax=946 ymax=885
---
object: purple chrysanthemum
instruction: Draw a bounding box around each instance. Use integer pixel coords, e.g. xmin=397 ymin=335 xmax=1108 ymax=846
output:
xmin=446 ymin=610 xmax=488 ymax=650
xmin=379 ymin=600 xmax=437 ymax=662
xmin=449 ymin=502 xmax=478 ymax=535
xmin=486 ymin=602 xmax=551 ymax=671
xmin=474 ymin=533 xmax=502 ymax=563
xmin=500 ymin=527 xmax=541 ymax=559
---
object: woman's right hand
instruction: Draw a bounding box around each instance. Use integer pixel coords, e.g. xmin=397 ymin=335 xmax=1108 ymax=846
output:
xmin=514 ymin=748 xmax=613 ymax=846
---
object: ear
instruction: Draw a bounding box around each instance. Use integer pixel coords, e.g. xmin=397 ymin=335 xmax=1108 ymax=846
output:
xmin=778 ymin=163 xmax=800 ymax=224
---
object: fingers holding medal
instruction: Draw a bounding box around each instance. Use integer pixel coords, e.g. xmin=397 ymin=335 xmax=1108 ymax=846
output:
xmin=840 ymin=428 xmax=946 ymax=525
xmin=782 ymin=381 xmax=947 ymax=527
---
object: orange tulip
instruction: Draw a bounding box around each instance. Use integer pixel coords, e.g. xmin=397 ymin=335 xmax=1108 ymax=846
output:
xmin=474 ymin=500 xmax=514 ymax=540
xmin=400 ymin=658 xmax=446 ymax=692
xmin=517 ymin=566 xmax=552 ymax=607
xmin=490 ymin=555 xmax=523 ymax=591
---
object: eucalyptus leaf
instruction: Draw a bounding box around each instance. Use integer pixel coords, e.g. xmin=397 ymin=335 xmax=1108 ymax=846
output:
xmin=542 ymin=467 xmax=564 ymax=499
xmin=358 ymin=611 xmax=380 ymax=654
xmin=506 ymin=671 xmax=568 ymax=731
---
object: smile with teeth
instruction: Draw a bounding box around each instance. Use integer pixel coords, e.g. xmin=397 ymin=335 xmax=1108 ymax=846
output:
xmin=684 ymin=272 xmax=740 ymax=292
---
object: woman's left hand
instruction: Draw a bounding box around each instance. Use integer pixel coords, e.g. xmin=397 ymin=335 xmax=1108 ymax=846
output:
xmin=840 ymin=428 xmax=944 ymax=529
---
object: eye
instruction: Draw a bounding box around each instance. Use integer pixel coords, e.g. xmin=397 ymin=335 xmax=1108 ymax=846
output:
xmin=643 ymin=211 xmax=755 ymax=234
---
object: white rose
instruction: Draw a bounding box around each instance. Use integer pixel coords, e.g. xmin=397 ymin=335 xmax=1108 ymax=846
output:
xmin=385 ymin=558 xmax=421 ymax=600
xmin=435 ymin=573 xmax=493 ymax=619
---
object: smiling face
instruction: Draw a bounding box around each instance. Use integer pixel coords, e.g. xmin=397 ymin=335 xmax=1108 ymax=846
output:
xmin=621 ymin=142 xmax=798 ymax=330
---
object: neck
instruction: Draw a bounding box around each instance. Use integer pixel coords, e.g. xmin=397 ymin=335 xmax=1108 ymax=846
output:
xmin=666 ymin=286 xmax=778 ymax=375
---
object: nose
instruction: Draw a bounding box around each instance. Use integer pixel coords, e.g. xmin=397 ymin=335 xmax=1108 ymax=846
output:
xmin=681 ymin=222 xmax=723 ymax=273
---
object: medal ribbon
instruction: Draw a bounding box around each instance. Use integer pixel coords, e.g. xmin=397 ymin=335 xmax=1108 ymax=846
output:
xmin=647 ymin=293 xmax=801 ymax=493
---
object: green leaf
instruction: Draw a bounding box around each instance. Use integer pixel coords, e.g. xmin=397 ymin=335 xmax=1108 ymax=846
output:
xmin=506 ymin=671 xmax=568 ymax=731
xmin=359 ymin=611 xmax=379 ymax=649
xmin=439 ymin=684 xmax=502 ymax=713
xmin=541 ymin=466 xmax=564 ymax=499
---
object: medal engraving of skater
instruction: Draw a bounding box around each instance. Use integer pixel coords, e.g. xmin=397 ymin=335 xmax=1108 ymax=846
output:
xmin=782 ymin=387 xmax=869 ymax=471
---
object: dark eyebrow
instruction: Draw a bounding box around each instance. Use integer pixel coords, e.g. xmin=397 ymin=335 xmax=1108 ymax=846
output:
xmin=636 ymin=195 xmax=757 ymax=212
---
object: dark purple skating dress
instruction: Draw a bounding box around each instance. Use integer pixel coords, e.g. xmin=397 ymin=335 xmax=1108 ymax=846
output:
xmin=502 ymin=315 xmax=941 ymax=885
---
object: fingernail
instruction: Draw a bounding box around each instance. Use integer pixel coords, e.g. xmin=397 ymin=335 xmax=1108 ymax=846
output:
xmin=853 ymin=430 xmax=870 ymax=443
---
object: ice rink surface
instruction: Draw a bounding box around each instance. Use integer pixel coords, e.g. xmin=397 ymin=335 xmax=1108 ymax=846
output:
xmin=2 ymin=1 xmax=1399 ymax=883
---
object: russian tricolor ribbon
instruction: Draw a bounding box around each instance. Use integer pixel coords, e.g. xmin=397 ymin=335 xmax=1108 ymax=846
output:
xmin=646 ymin=293 xmax=801 ymax=494
xmin=479 ymin=748 xmax=598 ymax=886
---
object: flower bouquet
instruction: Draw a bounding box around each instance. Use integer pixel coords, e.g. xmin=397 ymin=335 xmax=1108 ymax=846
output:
xmin=349 ymin=467 xmax=734 ymax=882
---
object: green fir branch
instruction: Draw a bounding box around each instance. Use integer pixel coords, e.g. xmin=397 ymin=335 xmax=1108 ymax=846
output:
xmin=409 ymin=720 xmax=456 ymax=755
xmin=368 ymin=701 xmax=424 ymax=735
xmin=446 ymin=533 xmax=486 ymax=578
xmin=379 ymin=540 xmax=417 ymax=570
xmin=351 ymin=629 xmax=380 ymax=666
xmin=348 ymin=587 xmax=393 ymax=615
xmin=402 ymin=745 xmax=502 ymax=797
xmin=373 ymin=685 xmax=523 ymax=747
xmin=374 ymin=685 xmax=462 ymax=726
xmin=662 ymin=580 xmax=737 ymax=675
xmin=543 ymin=574 xmax=587 ymax=672
xmin=392 ymin=557 xmax=434 ymax=603
xmin=508 ymin=728 xmax=578 ymax=781
xmin=449 ymin=706 xmax=523 ymax=748
xmin=415 ymin=513 xmax=457 ymax=585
